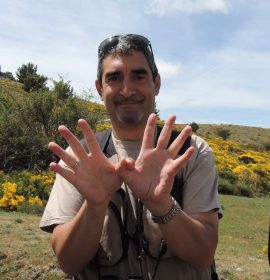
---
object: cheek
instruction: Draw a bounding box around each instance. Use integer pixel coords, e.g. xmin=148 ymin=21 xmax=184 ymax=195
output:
xmin=102 ymin=91 xmax=115 ymax=106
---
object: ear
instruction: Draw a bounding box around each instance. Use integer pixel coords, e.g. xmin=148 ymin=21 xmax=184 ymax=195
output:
xmin=95 ymin=80 xmax=104 ymax=101
xmin=154 ymin=74 xmax=161 ymax=96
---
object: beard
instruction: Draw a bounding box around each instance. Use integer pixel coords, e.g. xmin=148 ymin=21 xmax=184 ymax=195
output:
xmin=116 ymin=108 xmax=144 ymax=124
xmin=113 ymin=93 xmax=146 ymax=125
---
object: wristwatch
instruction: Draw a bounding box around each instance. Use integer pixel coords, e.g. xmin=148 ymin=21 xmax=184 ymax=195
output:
xmin=151 ymin=197 xmax=182 ymax=224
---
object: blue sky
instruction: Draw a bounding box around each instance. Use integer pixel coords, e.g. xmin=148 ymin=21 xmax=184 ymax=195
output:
xmin=0 ymin=0 xmax=269 ymax=128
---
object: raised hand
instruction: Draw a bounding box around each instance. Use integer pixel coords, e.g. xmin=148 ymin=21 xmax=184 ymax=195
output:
xmin=117 ymin=114 xmax=194 ymax=213
xmin=48 ymin=119 xmax=122 ymax=206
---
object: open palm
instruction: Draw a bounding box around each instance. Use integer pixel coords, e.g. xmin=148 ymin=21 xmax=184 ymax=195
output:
xmin=49 ymin=119 xmax=122 ymax=206
xmin=117 ymin=114 xmax=194 ymax=207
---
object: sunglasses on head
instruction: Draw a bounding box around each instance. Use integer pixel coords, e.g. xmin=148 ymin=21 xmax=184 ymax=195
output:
xmin=98 ymin=34 xmax=154 ymax=58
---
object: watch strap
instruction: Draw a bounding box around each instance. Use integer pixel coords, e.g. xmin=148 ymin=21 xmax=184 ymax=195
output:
xmin=151 ymin=197 xmax=182 ymax=224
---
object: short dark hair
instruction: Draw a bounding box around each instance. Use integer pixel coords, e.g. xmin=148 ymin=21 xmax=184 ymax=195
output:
xmin=97 ymin=34 xmax=158 ymax=85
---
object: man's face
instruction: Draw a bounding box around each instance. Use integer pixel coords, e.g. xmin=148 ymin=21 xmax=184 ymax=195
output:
xmin=96 ymin=51 xmax=160 ymax=128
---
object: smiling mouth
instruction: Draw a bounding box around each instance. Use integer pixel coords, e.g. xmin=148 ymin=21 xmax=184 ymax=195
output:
xmin=114 ymin=94 xmax=145 ymax=105
xmin=118 ymin=100 xmax=142 ymax=106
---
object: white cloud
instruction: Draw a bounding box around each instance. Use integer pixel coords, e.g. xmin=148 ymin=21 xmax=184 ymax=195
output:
xmin=157 ymin=47 xmax=270 ymax=111
xmin=145 ymin=0 xmax=231 ymax=16
xmin=156 ymin=58 xmax=182 ymax=79
xmin=158 ymin=85 xmax=270 ymax=111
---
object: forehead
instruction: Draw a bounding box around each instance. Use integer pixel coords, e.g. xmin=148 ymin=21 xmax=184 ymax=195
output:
xmin=102 ymin=51 xmax=151 ymax=74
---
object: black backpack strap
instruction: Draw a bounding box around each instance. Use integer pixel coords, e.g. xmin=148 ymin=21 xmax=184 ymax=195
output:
xmin=80 ymin=128 xmax=117 ymax=158
xmin=95 ymin=129 xmax=112 ymax=152
xmin=211 ymin=261 xmax=219 ymax=280
xmin=155 ymin=126 xmax=191 ymax=207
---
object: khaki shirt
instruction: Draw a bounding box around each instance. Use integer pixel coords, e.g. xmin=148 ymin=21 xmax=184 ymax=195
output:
xmin=40 ymin=134 xmax=222 ymax=280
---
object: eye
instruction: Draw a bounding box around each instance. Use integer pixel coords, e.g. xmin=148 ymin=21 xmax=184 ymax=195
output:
xmin=132 ymin=69 xmax=148 ymax=81
xmin=136 ymin=75 xmax=144 ymax=80
xmin=108 ymin=76 xmax=119 ymax=82
xmin=106 ymin=74 xmax=121 ymax=84
xmin=134 ymin=74 xmax=147 ymax=81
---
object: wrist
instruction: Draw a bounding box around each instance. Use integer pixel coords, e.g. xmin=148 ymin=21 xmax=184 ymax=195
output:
xmin=85 ymin=194 xmax=111 ymax=213
xmin=147 ymin=196 xmax=175 ymax=217
xmin=151 ymin=197 xmax=182 ymax=224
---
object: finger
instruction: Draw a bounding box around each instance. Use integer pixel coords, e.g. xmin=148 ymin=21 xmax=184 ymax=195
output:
xmin=49 ymin=162 xmax=77 ymax=185
xmin=48 ymin=142 xmax=78 ymax=169
xmin=125 ymin=158 xmax=136 ymax=170
xmin=78 ymin=119 xmax=102 ymax=157
xmin=168 ymin=125 xmax=192 ymax=158
xmin=156 ymin=115 xmax=176 ymax=150
xmin=141 ymin=113 xmax=156 ymax=150
xmin=171 ymin=147 xmax=195 ymax=174
xmin=58 ymin=124 xmax=88 ymax=160
xmin=116 ymin=158 xmax=135 ymax=173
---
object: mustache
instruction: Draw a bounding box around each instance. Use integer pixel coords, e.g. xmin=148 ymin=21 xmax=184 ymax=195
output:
xmin=114 ymin=93 xmax=145 ymax=104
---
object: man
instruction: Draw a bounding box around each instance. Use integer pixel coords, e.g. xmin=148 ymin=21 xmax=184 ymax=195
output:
xmin=40 ymin=34 xmax=222 ymax=280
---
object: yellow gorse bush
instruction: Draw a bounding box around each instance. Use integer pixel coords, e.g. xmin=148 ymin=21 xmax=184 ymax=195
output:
xmin=208 ymin=138 xmax=241 ymax=171
xmin=208 ymin=136 xmax=270 ymax=194
xmin=96 ymin=121 xmax=112 ymax=132
xmin=30 ymin=174 xmax=54 ymax=186
xmin=29 ymin=196 xmax=43 ymax=207
xmin=233 ymin=165 xmax=254 ymax=177
xmin=0 ymin=182 xmax=25 ymax=210
xmin=0 ymin=171 xmax=54 ymax=211
xmin=261 ymin=245 xmax=268 ymax=255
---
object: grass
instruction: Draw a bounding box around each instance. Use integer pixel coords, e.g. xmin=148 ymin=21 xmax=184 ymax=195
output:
xmin=0 ymin=195 xmax=269 ymax=280
xmin=216 ymin=195 xmax=270 ymax=280
xmin=0 ymin=211 xmax=67 ymax=280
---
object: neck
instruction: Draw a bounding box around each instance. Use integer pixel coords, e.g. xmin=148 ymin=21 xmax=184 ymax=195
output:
xmin=112 ymin=122 xmax=146 ymax=141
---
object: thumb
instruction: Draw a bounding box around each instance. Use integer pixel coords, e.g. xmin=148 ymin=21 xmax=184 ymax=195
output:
xmin=116 ymin=158 xmax=135 ymax=173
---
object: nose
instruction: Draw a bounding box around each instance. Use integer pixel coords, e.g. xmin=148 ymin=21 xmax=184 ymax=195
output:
xmin=120 ymin=88 xmax=137 ymax=97
xmin=119 ymin=80 xmax=136 ymax=97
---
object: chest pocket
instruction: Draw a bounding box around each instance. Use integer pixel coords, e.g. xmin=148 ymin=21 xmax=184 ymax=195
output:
xmin=97 ymin=189 xmax=130 ymax=266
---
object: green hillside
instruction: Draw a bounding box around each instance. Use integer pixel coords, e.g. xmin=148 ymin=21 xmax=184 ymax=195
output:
xmin=198 ymin=124 xmax=270 ymax=151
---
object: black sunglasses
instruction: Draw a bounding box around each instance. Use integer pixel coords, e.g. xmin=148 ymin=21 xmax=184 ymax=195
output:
xmin=98 ymin=34 xmax=154 ymax=58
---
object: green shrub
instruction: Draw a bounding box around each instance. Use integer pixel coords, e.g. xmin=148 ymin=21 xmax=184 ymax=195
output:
xmin=218 ymin=178 xmax=236 ymax=195
xmin=218 ymin=178 xmax=254 ymax=197
xmin=219 ymin=169 xmax=238 ymax=184
xmin=17 ymin=203 xmax=45 ymax=215
xmin=236 ymin=183 xmax=254 ymax=197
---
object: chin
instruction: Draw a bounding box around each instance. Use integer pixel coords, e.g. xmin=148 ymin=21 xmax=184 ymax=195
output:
xmin=116 ymin=112 xmax=144 ymax=125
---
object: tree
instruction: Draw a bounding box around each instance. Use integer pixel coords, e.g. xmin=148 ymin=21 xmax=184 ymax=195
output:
xmin=216 ymin=128 xmax=231 ymax=140
xmin=0 ymin=69 xmax=15 ymax=81
xmin=16 ymin=63 xmax=37 ymax=83
xmin=0 ymin=84 xmax=107 ymax=171
xmin=190 ymin=122 xmax=199 ymax=133
xmin=16 ymin=63 xmax=47 ymax=92
xmin=52 ymin=76 xmax=74 ymax=99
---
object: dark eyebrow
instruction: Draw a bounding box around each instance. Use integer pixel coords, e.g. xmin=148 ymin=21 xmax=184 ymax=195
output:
xmin=105 ymin=70 xmax=121 ymax=79
xmin=132 ymin=68 xmax=149 ymax=75
xmin=104 ymin=68 xmax=149 ymax=80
